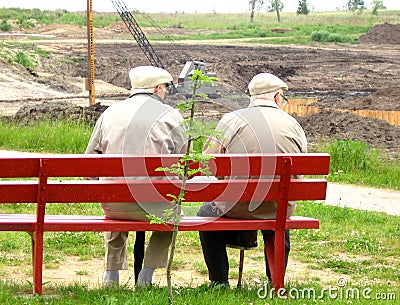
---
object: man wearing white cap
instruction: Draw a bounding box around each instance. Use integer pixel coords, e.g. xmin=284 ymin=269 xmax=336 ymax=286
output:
xmin=197 ymin=72 xmax=307 ymax=287
xmin=86 ymin=66 xmax=187 ymax=287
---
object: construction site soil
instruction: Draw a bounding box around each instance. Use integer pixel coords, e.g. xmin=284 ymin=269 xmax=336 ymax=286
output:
xmin=1 ymin=22 xmax=400 ymax=158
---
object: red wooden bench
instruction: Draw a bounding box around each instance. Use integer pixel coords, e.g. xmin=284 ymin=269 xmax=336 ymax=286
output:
xmin=0 ymin=153 xmax=329 ymax=295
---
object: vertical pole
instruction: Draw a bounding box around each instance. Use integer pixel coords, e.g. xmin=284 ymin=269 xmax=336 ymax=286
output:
xmin=86 ymin=0 xmax=95 ymax=106
xmin=33 ymin=159 xmax=48 ymax=295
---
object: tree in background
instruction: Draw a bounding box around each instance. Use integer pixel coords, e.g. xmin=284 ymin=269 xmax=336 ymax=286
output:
xmin=297 ymin=0 xmax=310 ymax=15
xmin=266 ymin=0 xmax=284 ymax=23
xmin=346 ymin=0 xmax=366 ymax=11
xmin=371 ymin=0 xmax=386 ymax=15
xmin=266 ymin=0 xmax=284 ymax=12
xmin=249 ymin=0 xmax=265 ymax=22
xmin=248 ymin=0 xmax=284 ymax=23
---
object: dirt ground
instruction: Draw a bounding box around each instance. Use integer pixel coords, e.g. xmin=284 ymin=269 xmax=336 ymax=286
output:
xmin=1 ymin=22 xmax=400 ymax=290
xmin=1 ymin=22 xmax=400 ymax=158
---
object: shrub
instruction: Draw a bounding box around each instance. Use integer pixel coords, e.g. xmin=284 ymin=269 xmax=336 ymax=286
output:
xmin=311 ymin=30 xmax=354 ymax=43
xmin=0 ymin=20 xmax=11 ymax=31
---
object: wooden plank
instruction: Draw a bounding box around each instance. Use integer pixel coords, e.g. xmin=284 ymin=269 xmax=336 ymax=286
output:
xmin=43 ymin=179 xmax=327 ymax=203
xmin=23 ymin=215 xmax=319 ymax=232
xmin=0 ymin=182 xmax=38 ymax=203
xmin=0 ymin=154 xmax=330 ymax=178
xmin=0 ymin=215 xmax=319 ymax=232
xmin=0 ymin=158 xmax=40 ymax=178
xmin=0 ymin=179 xmax=327 ymax=203
xmin=0 ymin=214 xmax=36 ymax=231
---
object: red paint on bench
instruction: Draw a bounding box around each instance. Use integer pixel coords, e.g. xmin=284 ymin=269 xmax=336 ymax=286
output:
xmin=0 ymin=153 xmax=329 ymax=294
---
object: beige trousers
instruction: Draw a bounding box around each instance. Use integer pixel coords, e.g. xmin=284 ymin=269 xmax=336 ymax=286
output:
xmin=102 ymin=202 xmax=174 ymax=270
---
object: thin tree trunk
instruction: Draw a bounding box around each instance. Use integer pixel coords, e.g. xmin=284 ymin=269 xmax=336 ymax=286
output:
xmin=274 ymin=0 xmax=281 ymax=23
xmin=250 ymin=0 xmax=256 ymax=23
xmin=166 ymin=78 xmax=198 ymax=304
xmin=167 ymin=204 xmax=182 ymax=304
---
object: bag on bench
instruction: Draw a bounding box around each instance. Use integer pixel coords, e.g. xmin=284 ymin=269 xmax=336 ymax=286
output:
xmin=226 ymin=230 xmax=258 ymax=250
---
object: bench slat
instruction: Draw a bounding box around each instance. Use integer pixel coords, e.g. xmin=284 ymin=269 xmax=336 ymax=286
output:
xmin=0 ymin=214 xmax=35 ymax=231
xmin=0 ymin=179 xmax=327 ymax=203
xmin=0 ymin=153 xmax=330 ymax=178
xmin=0 ymin=214 xmax=319 ymax=232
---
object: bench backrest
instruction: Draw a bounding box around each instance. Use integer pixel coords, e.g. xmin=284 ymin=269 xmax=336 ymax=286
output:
xmin=0 ymin=154 xmax=330 ymax=223
xmin=0 ymin=153 xmax=329 ymax=201
xmin=0 ymin=153 xmax=330 ymax=228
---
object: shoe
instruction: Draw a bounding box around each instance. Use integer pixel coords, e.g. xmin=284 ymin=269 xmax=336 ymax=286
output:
xmin=135 ymin=279 xmax=152 ymax=288
xmin=136 ymin=267 xmax=154 ymax=288
xmin=103 ymin=270 xmax=119 ymax=287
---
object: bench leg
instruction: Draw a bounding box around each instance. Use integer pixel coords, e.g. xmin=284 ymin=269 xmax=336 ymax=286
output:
xmin=273 ymin=230 xmax=285 ymax=291
xmin=263 ymin=230 xmax=286 ymax=291
xmin=237 ymin=249 xmax=245 ymax=287
xmin=29 ymin=231 xmax=44 ymax=295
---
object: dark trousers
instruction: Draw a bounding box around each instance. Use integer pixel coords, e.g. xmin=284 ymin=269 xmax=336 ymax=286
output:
xmin=197 ymin=202 xmax=291 ymax=285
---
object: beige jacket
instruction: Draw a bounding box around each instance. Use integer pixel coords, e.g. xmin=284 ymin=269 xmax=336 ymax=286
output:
xmin=85 ymin=93 xmax=188 ymax=216
xmin=204 ymin=99 xmax=307 ymax=219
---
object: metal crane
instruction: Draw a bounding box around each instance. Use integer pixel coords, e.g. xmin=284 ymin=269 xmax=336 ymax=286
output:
xmin=110 ymin=0 xmax=217 ymax=96
xmin=110 ymin=0 xmax=165 ymax=69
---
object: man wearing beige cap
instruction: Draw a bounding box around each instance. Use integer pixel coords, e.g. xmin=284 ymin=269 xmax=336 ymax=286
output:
xmin=197 ymin=72 xmax=307 ymax=287
xmin=86 ymin=66 xmax=187 ymax=287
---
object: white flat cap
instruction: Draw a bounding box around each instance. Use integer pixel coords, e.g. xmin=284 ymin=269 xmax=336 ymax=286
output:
xmin=129 ymin=66 xmax=173 ymax=89
xmin=248 ymin=73 xmax=288 ymax=96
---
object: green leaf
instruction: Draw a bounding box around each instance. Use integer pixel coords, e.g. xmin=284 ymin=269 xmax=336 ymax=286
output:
xmin=146 ymin=214 xmax=165 ymax=225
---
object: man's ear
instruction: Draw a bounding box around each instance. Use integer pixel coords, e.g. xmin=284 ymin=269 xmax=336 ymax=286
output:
xmin=273 ymin=92 xmax=279 ymax=103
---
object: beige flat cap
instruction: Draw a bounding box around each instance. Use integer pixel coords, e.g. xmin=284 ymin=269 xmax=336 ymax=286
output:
xmin=248 ymin=73 xmax=288 ymax=96
xmin=129 ymin=66 xmax=173 ymax=89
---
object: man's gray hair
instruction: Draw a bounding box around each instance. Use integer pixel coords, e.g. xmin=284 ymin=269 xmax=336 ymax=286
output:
xmin=130 ymin=88 xmax=154 ymax=95
xmin=250 ymin=91 xmax=276 ymax=101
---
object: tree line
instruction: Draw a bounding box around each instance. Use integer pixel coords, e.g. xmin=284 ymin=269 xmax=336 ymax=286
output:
xmin=249 ymin=0 xmax=387 ymax=22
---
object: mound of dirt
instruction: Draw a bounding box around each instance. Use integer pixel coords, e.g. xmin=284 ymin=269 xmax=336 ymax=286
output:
xmin=358 ymin=22 xmax=400 ymax=44
xmin=8 ymin=101 xmax=107 ymax=125
xmin=296 ymin=110 xmax=400 ymax=153
xmin=312 ymin=89 xmax=400 ymax=111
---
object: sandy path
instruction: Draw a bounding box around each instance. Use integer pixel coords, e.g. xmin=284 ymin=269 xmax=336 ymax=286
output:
xmin=325 ymin=183 xmax=400 ymax=216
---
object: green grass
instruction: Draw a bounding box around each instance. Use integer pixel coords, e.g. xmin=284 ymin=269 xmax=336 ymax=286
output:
xmin=0 ymin=201 xmax=398 ymax=300
xmin=0 ymin=119 xmax=93 ymax=153
xmin=315 ymin=139 xmax=400 ymax=190
xmin=111 ymin=10 xmax=399 ymax=44
xmin=292 ymin=201 xmax=400 ymax=282
xmin=311 ymin=30 xmax=356 ymax=43
xmin=1 ymin=42 xmax=50 ymax=70
xmin=0 ymin=8 xmax=120 ymax=28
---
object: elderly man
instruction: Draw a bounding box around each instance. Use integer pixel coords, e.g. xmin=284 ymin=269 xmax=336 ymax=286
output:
xmin=86 ymin=66 xmax=187 ymax=287
xmin=197 ymin=72 xmax=307 ymax=287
